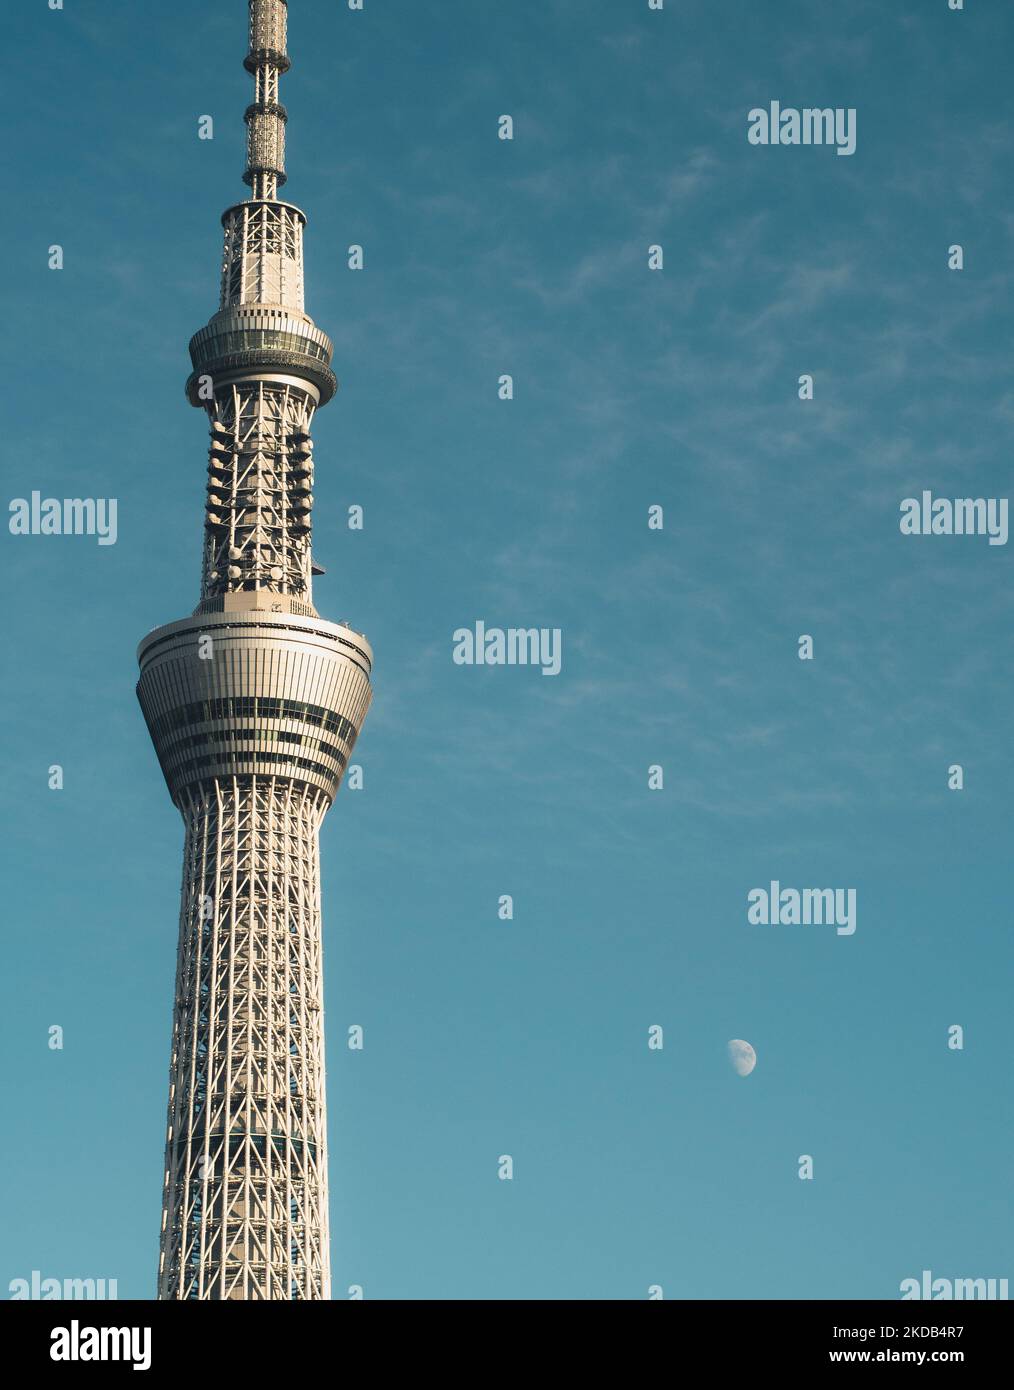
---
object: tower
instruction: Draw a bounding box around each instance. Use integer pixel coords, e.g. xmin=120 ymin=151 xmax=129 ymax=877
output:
xmin=136 ymin=0 xmax=371 ymax=1300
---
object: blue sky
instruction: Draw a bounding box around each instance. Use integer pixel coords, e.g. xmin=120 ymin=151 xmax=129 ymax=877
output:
xmin=1 ymin=0 xmax=1011 ymax=1299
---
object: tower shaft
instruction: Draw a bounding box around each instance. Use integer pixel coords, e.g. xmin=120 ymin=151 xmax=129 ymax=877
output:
xmin=162 ymin=780 xmax=329 ymax=1301
xmin=137 ymin=0 xmax=372 ymax=1301
xmin=200 ymin=380 xmax=319 ymax=608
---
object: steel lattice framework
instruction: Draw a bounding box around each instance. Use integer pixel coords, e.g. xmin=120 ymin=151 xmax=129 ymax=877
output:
xmin=137 ymin=0 xmax=372 ymax=1300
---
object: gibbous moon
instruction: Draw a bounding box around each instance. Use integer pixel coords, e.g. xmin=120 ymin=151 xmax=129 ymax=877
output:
xmin=727 ymin=1039 xmax=756 ymax=1077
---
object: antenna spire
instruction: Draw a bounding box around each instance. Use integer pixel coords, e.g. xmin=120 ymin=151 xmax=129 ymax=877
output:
xmin=243 ymin=0 xmax=290 ymax=199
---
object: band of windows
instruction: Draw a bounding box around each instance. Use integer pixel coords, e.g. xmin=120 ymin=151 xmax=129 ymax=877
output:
xmin=166 ymin=726 xmax=349 ymax=767
xmin=168 ymin=748 xmax=345 ymax=781
xmin=191 ymin=328 xmax=330 ymax=365
xmin=149 ymin=696 xmax=358 ymax=746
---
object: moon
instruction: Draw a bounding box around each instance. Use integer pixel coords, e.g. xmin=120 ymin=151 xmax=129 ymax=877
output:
xmin=727 ymin=1039 xmax=756 ymax=1077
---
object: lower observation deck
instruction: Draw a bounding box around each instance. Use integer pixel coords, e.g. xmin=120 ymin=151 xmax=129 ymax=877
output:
xmin=137 ymin=605 xmax=372 ymax=806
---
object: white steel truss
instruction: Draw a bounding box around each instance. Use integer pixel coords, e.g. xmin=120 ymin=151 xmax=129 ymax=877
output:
xmin=158 ymin=778 xmax=330 ymax=1301
xmin=202 ymin=381 xmax=317 ymax=603
xmin=220 ymin=201 xmax=305 ymax=312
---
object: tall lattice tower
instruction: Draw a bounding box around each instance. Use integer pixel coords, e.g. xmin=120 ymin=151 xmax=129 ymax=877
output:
xmin=136 ymin=0 xmax=372 ymax=1300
